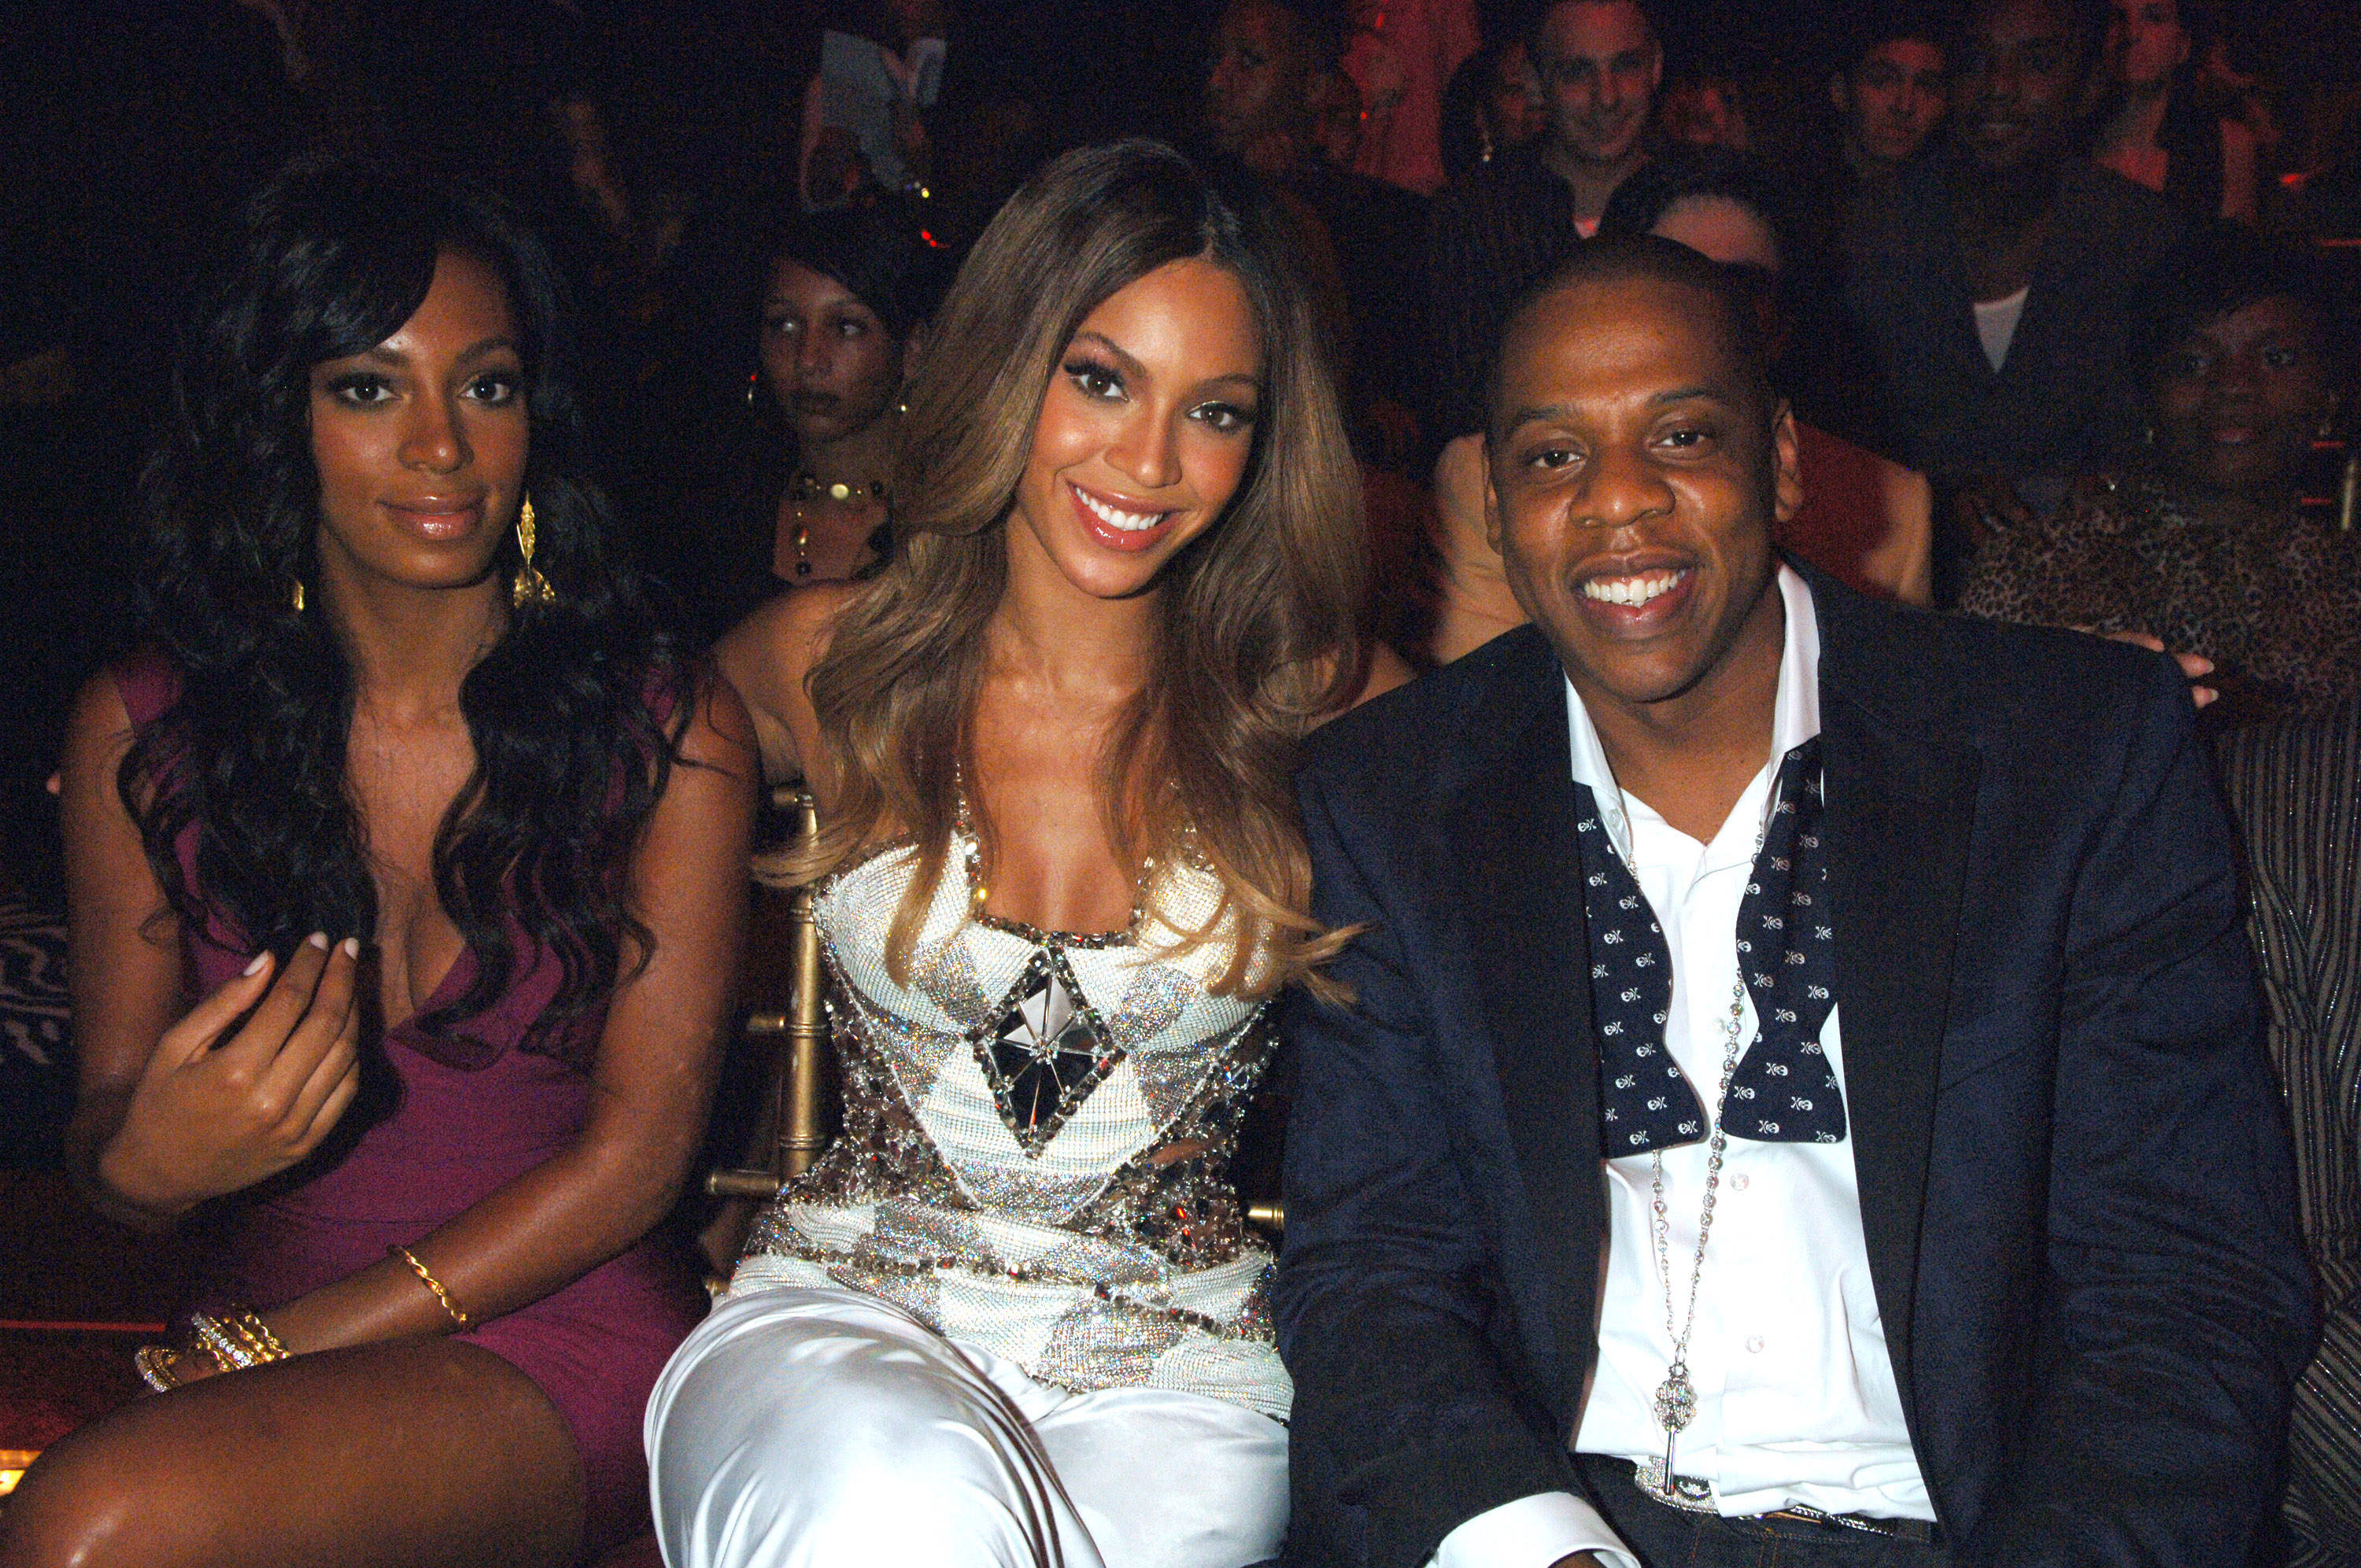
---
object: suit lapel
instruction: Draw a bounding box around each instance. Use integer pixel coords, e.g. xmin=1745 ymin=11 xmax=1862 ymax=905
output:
xmin=1443 ymin=635 xmax=1601 ymax=1426
xmin=1814 ymin=589 xmax=1981 ymax=1442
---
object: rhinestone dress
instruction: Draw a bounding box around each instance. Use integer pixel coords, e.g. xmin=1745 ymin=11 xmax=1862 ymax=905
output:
xmin=733 ymin=832 xmax=1290 ymax=1422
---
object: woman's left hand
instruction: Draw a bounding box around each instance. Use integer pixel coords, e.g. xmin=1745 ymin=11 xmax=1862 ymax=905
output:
xmin=2079 ymin=627 xmax=2218 ymax=708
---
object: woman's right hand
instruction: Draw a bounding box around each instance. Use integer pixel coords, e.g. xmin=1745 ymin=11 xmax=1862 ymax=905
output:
xmin=98 ymin=933 xmax=364 ymax=1218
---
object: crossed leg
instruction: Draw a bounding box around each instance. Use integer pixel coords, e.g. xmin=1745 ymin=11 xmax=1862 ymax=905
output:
xmin=0 ymin=1338 xmax=585 ymax=1568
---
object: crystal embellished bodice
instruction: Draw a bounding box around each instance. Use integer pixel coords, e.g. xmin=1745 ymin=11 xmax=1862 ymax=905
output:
xmin=733 ymin=832 xmax=1291 ymax=1421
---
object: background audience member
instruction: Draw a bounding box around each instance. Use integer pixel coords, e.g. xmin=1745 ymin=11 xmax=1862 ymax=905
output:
xmin=1205 ymin=0 xmax=1433 ymax=461
xmin=1959 ymin=227 xmax=2361 ymax=727
xmin=1339 ymin=0 xmax=1483 ymax=196
xmin=1657 ymin=63 xmax=1754 ymax=151
xmin=677 ymin=198 xmax=947 ymax=638
xmin=2217 ymin=695 xmax=2361 ymax=1568
xmin=1828 ymin=11 xmax=1950 ymax=187
xmin=2 ymin=157 xmax=756 ymax=1566
xmin=1426 ymin=0 xmax=1661 ymax=441
xmin=2094 ymin=0 xmax=2263 ymax=223
xmin=1845 ymin=0 xmax=2187 ymax=494
xmin=1439 ymin=37 xmax=1550 ymax=185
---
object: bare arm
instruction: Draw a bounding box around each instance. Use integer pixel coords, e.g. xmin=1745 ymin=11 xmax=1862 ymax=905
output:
xmin=60 ymin=673 xmax=364 ymax=1232
xmin=65 ymin=668 xmax=759 ymax=1350
xmin=265 ymin=676 xmax=760 ymax=1352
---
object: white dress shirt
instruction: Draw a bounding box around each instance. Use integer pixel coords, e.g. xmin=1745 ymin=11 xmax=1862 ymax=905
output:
xmin=1433 ymin=569 xmax=1931 ymax=1568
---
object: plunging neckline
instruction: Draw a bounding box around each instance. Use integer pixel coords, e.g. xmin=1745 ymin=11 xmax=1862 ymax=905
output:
xmin=386 ymin=940 xmax=475 ymax=1038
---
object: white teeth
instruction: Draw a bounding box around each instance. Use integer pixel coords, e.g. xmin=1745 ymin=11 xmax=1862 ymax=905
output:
xmin=1581 ymin=570 xmax=1687 ymax=607
xmin=1073 ymin=485 xmax=1167 ymax=533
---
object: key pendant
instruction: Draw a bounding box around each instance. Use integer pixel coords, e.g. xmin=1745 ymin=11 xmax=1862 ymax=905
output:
xmin=1637 ymin=1363 xmax=1716 ymax=1512
xmin=1650 ymin=1360 xmax=1698 ymax=1434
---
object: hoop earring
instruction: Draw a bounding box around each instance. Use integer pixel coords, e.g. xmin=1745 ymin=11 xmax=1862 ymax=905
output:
xmin=511 ymin=495 xmax=555 ymax=608
xmin=291 ymin=581 xmax=305 ymax=613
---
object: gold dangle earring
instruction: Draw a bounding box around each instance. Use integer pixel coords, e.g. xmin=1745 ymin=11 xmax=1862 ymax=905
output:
xmin=511 ymin=495 xmax=555 ymax=607
xmin=290 ymin=581 xmax=306 ymax=612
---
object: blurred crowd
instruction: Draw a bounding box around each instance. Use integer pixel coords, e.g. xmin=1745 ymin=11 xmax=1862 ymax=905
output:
xmin=8 ymin=2 xmax=2361 ymax=797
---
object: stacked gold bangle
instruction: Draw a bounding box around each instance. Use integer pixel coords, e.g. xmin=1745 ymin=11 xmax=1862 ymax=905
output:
xmin=135 ymin=1306 xmax=290 ymax=1393
xmin=390 ymin=1243 xmax=471 ymax=1329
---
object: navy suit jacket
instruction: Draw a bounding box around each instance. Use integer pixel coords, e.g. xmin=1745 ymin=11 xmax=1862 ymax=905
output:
xmin=1274 ymin=574 xmax=2315 ymax=1568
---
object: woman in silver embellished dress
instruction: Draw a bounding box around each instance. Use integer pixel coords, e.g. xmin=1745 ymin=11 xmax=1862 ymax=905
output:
xmin=645 ymin=140 xmax=1409 ymax=1568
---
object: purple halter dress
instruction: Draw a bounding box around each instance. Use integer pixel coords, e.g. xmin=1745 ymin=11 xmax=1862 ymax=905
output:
xmin=116 ymin=653 xmax=708 ymax=1557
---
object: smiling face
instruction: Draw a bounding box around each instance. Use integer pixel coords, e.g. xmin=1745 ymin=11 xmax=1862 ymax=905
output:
xmin=1007 ymin=256 xmax=1263 ymax=602
xmin=1485 ymin=274 xmax=1798 ymax=715
xmin=1955 ymin=0 xmax=2094 ymax=172
xmin=1532 ymin=0 xmax=1661 ymax=167
xmin=760 ymin=256 xmax=903 ymax=445
xmin=308 ymin=248 xmax=528 ymax=597
xmin=2152 ymin=294 xmax=2335 ymax=502
xmin=1838 ymin=38 xmax=1948 ymax=165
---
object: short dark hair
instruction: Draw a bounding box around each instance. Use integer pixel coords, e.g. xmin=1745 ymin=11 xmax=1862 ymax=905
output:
xmin=1225 ymin=0 xmax=1350 ymax=71
xmin=1834 ymin=1 xmax=1949 ymax=76
xmin=765 ymin=196 xmax=951 ymax=345
xmin=1955 ymin=0 xmax=2111 ymax=82
xmin=2147 ymin=223 xmax=2355 ymax=396
xmin=1484 ymin=232 xmax=1775 ymax=437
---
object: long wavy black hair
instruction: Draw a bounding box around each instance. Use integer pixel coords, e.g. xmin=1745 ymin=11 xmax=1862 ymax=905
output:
xmin=121 ymin=153 xmax=686 ymax=1069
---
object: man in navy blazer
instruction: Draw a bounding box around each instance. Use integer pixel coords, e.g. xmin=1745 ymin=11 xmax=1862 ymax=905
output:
xmin=1274 ymin=235 xmax=2314 ymax=1568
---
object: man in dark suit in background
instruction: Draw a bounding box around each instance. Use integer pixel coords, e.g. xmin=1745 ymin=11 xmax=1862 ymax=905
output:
xmin=1274 ymin=234 xmax=2314 ymax=1568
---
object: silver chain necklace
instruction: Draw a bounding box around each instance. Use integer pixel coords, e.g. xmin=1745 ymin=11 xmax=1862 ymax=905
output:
xmin=1633 ymin=814 xmax=1767 ymax=1513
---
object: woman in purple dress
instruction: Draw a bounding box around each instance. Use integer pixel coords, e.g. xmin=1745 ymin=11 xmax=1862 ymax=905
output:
xmin=2 ymin=157 xmax=756 ymax=1566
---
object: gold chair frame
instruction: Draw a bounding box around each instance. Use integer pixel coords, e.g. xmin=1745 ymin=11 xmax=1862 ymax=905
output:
xmin=708 ymin=784 xmax=829 ymax=1200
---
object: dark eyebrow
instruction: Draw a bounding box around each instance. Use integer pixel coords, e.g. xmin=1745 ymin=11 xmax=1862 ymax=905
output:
xmin=1072 ymin=330 xmax=1261 ymax=397
xmin=1071 ymin=330 xmax=1147 ymax=377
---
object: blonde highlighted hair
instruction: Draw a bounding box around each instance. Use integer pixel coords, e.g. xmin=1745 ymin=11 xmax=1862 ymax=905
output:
xmin=781 ymin=139 xmax=1369 ymax=999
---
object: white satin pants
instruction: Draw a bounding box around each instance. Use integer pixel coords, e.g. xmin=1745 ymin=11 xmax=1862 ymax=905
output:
xmin=644 ymin=1286 xmax=1289 ymax=1568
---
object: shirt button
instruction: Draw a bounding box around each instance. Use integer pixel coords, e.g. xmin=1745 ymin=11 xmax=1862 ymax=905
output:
xmin=1746 ymin=1336 xmax=1765 ymax=1354
xmin=1731 ymin=1173 xmax=1750 ymax=1192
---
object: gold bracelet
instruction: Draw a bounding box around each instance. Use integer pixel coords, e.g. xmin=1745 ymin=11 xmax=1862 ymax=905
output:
xmin=190 ymin=1312 xmax=253 ymax=1371
xmin=134 ymin=1342 xmax=189 ymax=1393
xmin=390 ymin=1244 xmax=471 ymax=1329
xmin=218 ymin=1308 xmax=290 ymax=1363
xmin=135 ymin=1305 xmax=289 ymax=1394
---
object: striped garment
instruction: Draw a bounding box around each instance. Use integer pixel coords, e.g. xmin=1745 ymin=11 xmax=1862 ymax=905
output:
xmin=2219 ymin=697 xmax=2361 ymax=1566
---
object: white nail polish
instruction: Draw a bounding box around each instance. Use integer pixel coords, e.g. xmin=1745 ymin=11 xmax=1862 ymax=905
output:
xmin=342 ymin=938 xmax=361 ymax=958
xmin=244 ymin=951 xmax=271 ymax=976
xmin=308 ymin=932 xmax=330 ymax=950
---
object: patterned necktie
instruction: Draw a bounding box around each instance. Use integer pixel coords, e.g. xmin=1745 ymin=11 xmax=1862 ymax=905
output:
xmin=1573 ymin=739 xmax=1846 ymax=1152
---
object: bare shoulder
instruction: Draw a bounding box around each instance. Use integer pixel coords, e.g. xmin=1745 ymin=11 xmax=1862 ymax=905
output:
xmin=671 ymin=664 xmax=761 ymax=778
xmin=715 ymin=585 xmax=854 ymax=710
xmin=61 ymin=669 xmax=139 ymax=795
xmin=714 ymin=583 xmax=861 ymax=782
